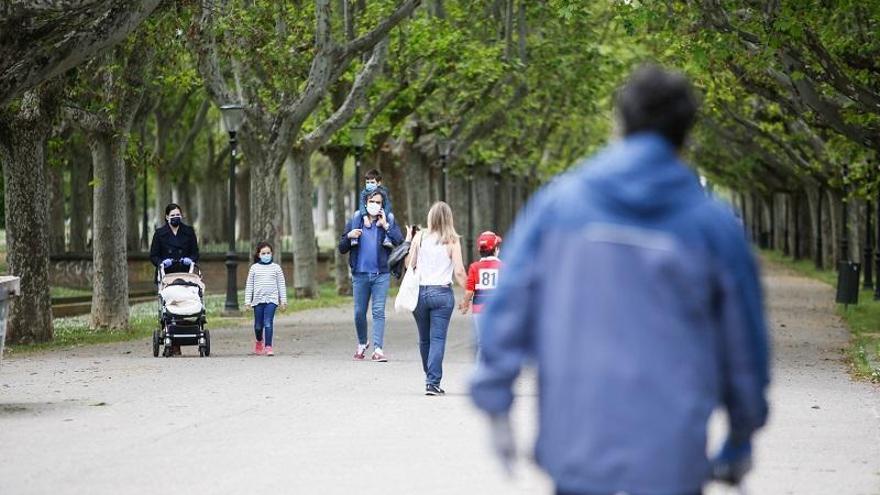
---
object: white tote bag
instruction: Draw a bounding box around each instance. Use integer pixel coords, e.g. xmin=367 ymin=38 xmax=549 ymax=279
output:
xmin=394 ymin=234 xmax=421 ymax=313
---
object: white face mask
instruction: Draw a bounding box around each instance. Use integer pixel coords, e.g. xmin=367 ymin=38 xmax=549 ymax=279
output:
xmin=366 ymin=203 xmax=381 ymax=217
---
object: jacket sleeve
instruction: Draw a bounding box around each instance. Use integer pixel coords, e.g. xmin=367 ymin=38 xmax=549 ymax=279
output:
xmin=716 ymin=218 xmax=771 ymax=442
xmin=338 ymin=218 xmax=355 ymax=254
xmin=244 ymin=265 xmax=255 ymax=305
xmin=189 ymin=226 xmax=200 ymax=263
xmin=466 ymin=264 xmax=477 ymax=292
xmin=469 ymin=191 xmax=545 ymax=415
xmin=386 ymin=221 xmax=404 ymax=245
xmin=149 ymin=230 xmax=162 ymax=267
xmin=277 ymin=265 xmax=288 ymax=306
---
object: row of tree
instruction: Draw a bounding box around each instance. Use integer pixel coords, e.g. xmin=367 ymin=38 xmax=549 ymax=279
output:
xmin=0 ymin=1 xmax=638 ymax=344
xmin=6 ymin=0 xmax=876 ymax=346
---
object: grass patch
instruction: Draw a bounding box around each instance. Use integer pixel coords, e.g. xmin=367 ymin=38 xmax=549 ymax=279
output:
xmin=7 ymin=283 xmax=351 ymax=355
xmin=762 ymin=250 xmax=880 ymax=382
xmin=50 ymin=286 xmax=93 ymax=298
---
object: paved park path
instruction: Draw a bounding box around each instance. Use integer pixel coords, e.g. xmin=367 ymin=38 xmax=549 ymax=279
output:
xmin=1 ymin=261 xmax=878 ymax=494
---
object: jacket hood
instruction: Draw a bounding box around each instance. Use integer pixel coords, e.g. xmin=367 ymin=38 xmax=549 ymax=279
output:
xmin=583 ymin=133 xmax=703 ymax=219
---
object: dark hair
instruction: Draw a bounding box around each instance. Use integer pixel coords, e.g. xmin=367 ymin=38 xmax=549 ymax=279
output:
xmin=365 ymin=169 xmax=382 ymax=181
xmin=479 ymin=247 xmax=496 ymax=257
xmin=165 ymin=203 xmax=182 ymax=216
xmin=367 ymin=190 xmax=385 ymax=205
xmin=615 ymin=64 xmax=698 ymax=148
xmin=253 ymin=241 xmax=273 ymax=263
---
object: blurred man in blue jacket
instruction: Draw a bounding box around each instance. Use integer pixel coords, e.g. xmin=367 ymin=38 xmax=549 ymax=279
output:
xmin=470 ymin=65 xmax=770 ymax=495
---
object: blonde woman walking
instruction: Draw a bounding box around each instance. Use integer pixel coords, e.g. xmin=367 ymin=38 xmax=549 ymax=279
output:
xmin=405 ymin=202 xmax=468 ymax=395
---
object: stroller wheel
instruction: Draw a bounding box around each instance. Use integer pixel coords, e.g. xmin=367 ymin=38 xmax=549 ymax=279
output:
xmin=163 ymin=346 xmax=172 ymax=358
xmin=152 ymin=329 xmax=160 ymax=357
xmin=201 ymin=330 xmax=211 ymax=357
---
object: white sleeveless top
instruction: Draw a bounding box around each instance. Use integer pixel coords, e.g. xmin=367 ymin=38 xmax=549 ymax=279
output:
xmin=417 ymin=233 xmax=453 ymax=286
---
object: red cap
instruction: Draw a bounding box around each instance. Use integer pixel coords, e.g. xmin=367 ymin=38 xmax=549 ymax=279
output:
xmin=478 ymin=231 xmax=501 ymax=251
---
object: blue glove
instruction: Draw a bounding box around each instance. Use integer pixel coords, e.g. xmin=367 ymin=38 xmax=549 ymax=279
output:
xmin=162 ymin=259 xmax=173 ymax=268
xmin=711 ymin=436 xmax=752 ymax=485
xmin=181 ymin=257 xmax=193 ymax=266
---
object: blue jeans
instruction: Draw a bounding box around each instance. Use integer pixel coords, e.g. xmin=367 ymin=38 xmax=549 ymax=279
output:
xmin=253 ymin=303 xmax=278 ymax=346
xmin=352 ymin=272 xmax=391 ymax=349
xmin=472 ymin=312 xmax=484 ymax=362
xmin=412 ymin=285 xmax=454 ymax=386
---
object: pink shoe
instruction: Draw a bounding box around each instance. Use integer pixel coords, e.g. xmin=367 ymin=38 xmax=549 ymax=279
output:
xmin=353 ymin=344 xmax=369 ymax=360
xmin=254 ymin=341 xmax=264 ymax=355
xmin=265 ymin=346 xmax=274 ymax=356
xmin=371 ymin=348 xmax=387 ymax=362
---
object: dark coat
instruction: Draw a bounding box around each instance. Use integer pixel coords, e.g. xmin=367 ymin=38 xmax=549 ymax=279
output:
xmin=149 ymin=224 xmax=200 ymax=267
xmin=337 ymin=216 xmax=403 ymax=274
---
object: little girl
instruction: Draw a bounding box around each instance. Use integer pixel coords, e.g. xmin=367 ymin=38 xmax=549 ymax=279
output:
xmin=245 ymin=242 xmax=288 ymax=356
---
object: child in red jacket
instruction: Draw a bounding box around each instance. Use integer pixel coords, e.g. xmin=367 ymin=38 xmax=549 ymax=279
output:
xmin=459 ymin=231 xmax=502 ymax=360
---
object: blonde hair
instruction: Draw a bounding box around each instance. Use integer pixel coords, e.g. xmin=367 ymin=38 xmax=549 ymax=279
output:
xmin=425 ymin=201 xmax=459 ymax=245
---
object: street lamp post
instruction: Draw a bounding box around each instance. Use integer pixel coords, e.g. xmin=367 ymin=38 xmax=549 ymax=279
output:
xmin=438 ymin=139 xmax=455 ymax=203
xmin=220 ymin=103 xmax=244 ymax=314
xmin=350 ymin=126 xmax=367 ymax=210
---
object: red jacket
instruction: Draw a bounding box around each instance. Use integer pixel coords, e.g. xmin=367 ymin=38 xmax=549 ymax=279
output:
xmin=466 ymin=256 xmax=502 ymax=313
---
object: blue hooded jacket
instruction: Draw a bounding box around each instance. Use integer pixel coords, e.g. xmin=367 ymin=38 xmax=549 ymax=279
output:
xmin=470 ymin=133 xmax=770 ymax=494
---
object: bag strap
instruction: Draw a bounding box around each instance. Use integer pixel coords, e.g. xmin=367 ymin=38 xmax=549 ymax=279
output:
xmin=408 ymin=231 xmax=424 ymax=270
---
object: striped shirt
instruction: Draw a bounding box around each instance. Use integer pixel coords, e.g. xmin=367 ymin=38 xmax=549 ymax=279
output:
xmin=244 ymin=262 xmax=288 ymax=306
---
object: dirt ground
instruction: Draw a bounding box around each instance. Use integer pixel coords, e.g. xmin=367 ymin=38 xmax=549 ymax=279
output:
xmin=0 ymin=262 xmax=878 ymax=494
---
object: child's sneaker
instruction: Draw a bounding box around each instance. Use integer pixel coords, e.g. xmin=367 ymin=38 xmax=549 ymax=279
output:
xmin=265 ymin=346 xmax=274 ymax=356
xmin=382 ymin=236 xmax=393 ymax=248
xmin=350 ymin=237 xmax=359 ymax=246
xmin=371 ymin=347 xmax=388 ymax=362
xmin=254 ymin=341 xmax=264 ymax=355
xmin=363 ymin=215 xmax=372 ymax=228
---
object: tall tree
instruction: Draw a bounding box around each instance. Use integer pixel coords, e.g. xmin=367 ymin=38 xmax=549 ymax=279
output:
xmin=0 ymin=0 xmax=163 ymax=106
xmin=0 ymin=86 xmax=59 ymax=343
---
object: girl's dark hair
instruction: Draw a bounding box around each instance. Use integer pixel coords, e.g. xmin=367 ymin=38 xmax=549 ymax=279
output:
xmin=165 ymin=203 xmax=182 ymax=216
xmin=253 ymin=241 xmax=273 ymax=262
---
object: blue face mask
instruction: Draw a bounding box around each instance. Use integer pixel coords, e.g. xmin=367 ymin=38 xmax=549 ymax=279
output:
xmin=259 ymin=254 xmax=272 ymax=264
xmin=365 ymin=183 xmax=377 ymax=192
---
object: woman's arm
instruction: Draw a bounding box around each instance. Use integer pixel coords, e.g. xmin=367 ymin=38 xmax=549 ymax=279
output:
xmin=277 ymin=265 xmax=288 ymax=307
xmin=189 ymin=226 xmax=200 ymax=263
xmin=149 ymin=230 xmax=162 ymax=267
xmin=450 ymin=239 xmax=468 ymax=289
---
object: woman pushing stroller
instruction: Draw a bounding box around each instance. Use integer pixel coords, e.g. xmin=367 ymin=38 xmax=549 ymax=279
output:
xmin=150 ymin=203 xmax=201 ymax=355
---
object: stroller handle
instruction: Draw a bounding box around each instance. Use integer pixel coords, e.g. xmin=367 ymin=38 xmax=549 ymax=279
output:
xmin=157 ymin=259 xmax=198 ymax=280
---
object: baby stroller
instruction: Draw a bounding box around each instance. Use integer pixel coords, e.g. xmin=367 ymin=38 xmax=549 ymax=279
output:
xmin=152 ymin=260 xmax=210 ymax=357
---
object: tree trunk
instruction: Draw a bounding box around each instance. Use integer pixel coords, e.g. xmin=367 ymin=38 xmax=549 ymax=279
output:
xmin=154 ymin=169 xmax=172 ymax=228
xmin=88 ymin=131 xmax=130 ymax=330
xmin=286 ymin=149 xmax=319 ymax=298
xmin=69 ymin=148 xmax=91 ymax=252
xmin=48 ymin=163 xmax=66 ymax=253
xmin=316 ymin=179 xmax=329 ymax=231
xmin=404 ymin=143 xmax=431 ymax=225
xmin=0 ymin=91 xmax=54 ymax=344
xmin=329 ymin=149 xmax=351 ymax=295
xmin=126 ymin=161 xmax=140 ymax=251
